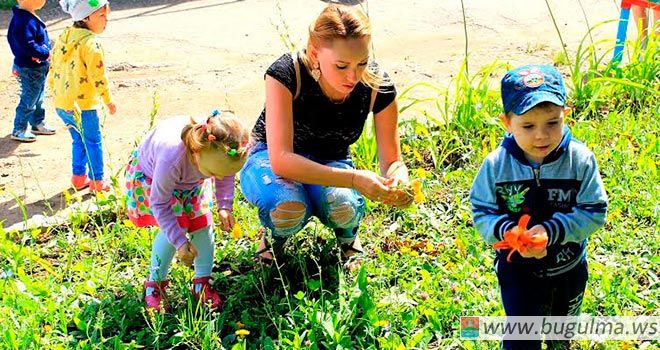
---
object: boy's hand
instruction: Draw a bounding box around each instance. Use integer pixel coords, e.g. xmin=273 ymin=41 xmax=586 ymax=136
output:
xmin=519 ymin=225 xmax=548 ymax=259
xmin=177 ymin=242 xmax=198 ymax=266
xmin=218 ymin=209 xmax=234 ymax=232
xmin=107 ymin=103 xmax=117 ymax=115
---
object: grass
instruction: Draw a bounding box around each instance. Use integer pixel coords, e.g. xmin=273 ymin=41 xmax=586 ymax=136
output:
xmin=0 ymin=0 xmax=16 ymax=10
xmin=1 ymin=9 xmax=659 ymax=350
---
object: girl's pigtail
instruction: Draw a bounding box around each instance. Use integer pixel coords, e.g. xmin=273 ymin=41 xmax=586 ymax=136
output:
xmin=181 ymin=117 xmax=207 ymax=158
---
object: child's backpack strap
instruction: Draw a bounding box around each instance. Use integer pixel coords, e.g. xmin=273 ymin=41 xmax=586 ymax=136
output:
xmin=291 ymin=51 xmax=301 ymax=100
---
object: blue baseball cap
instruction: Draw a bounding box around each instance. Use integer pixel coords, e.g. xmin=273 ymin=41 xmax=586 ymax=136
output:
xmin=501 ymin=64 xmax=566 ymax=115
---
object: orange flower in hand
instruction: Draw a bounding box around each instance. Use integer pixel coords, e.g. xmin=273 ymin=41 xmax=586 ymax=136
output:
xmin=492 ymin=215 xmax=548 ymax=262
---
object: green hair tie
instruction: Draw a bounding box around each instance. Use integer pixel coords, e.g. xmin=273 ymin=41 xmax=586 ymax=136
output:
xmin=227 ymin=149 xmax=237 ymax=157
xmin=88 ymin=0 xmax=99 ymax=7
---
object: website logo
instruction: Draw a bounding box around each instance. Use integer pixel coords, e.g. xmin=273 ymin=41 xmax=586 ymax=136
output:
xmin=461 ymin=316 xmax=480 ymax=339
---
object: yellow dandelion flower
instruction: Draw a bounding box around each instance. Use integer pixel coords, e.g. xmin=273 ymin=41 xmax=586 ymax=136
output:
xmin=410 ymin=179 xmax=425 ymax=203
xmin=231 ymin=224 xmax=243 ymax=239
xmin=455 ymin=238 xmax=465 ymax=253
xmin=374 ymin=320 xmax=390 ymax=327
xmin=413 ymin=149 xmax=424 ymax=162
xmin=411 ymin=179 xmax=422 ymax=192
xmin=235 ymin=329 xmax=250 ymax=337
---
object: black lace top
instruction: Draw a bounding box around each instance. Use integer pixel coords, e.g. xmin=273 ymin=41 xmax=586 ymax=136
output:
xmin=251 ymin=53 xmax=397 ymax=160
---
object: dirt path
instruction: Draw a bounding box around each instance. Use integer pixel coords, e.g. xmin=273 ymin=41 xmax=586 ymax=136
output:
xmin=0 ymin=0 xmax=625 ymax=228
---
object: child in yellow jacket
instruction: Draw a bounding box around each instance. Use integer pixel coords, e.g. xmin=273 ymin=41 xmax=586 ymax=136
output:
xmin=48 ymin=0 xmax=116 ymax=192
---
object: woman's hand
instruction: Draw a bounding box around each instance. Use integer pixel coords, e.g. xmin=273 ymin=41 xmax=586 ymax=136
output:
xmin=177 ymin=242 xmax=198 ymax=266
xmin=352 ymin=169 xmax=394 ymax=202
xmin=384 ymin=161 xmax=414 ymax=208
xmin=218 ymin=209 xmax=235 ymax=232
xmin=385 ymin=187 xmax=414 ymax=208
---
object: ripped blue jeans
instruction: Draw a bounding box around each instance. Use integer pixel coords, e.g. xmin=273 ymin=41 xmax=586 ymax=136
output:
xmin=239 ymin=142 xmax=365 ymax=246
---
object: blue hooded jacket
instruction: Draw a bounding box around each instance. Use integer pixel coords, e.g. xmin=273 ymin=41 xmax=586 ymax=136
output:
xmin=470 ymin=127 xmax=607 ymax=277
xmin=7 ymin=5 xmax=51 ymax=68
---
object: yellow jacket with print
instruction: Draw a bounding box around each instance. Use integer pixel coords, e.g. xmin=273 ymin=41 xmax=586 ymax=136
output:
xmin=47 ymin=26 xmax=112 ymax=111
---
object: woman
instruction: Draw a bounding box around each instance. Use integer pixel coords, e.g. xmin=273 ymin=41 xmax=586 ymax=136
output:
xmin=240 ymin=4 xmax=412 ymax=264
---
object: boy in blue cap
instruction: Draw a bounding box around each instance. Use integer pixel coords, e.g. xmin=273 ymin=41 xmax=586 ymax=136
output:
xmin=470 ymin=65 xmax=608 ymax=350
xmin=7 ymin=0 xmax=56 ymax=142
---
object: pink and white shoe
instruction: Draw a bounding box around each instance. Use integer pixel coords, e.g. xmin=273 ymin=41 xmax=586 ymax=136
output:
xmin=192 ymin=276 xmax=222 ymax=311
xmin=144 ymin=280 xmax=169 ymax=312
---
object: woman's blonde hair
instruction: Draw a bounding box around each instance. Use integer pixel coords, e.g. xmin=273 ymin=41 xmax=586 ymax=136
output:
xmin=181 ymin=110 xmax=250 ymax=163
xmin=300 ymin=4 xmax=390 ymax=89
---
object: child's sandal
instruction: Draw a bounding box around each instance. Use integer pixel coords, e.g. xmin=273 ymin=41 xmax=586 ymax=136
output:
xmin=191 ymin=276 xmax=222 ymax=311
xmin=144 ymin=280 xmax=170 ymax=312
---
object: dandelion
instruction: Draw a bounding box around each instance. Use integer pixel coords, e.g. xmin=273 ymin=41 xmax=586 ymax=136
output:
xmin=419 ymin=269 xmax=431 ymax=281
xmin=231 ymin=224 xmax=243 ymax=239
xmin=413 ymin=149 xmax=424 ymax=163
xmin=454 ymin=238 xmax=465 ymax=253
xmin=235 ymin=329 xmax=250 ymax=337
xmin=375 ymin=320 xmax=390 ymax=327
xmin=411 ymin=179 xmax=425 ymax=203
xmin=236 ymin=321 xmax=245 ymax=329
xmin=414 ymin=168 xmax=431 ymax=179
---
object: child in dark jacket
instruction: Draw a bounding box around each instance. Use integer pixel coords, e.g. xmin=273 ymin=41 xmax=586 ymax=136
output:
xmin=7 ymin=0 xmax=56 ymax=142
xmin=470 ymin=64 xmax=608 ymax=350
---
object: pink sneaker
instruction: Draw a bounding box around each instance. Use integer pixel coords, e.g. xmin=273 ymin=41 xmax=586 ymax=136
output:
xmin=144 ymin=280 xmax=169 ymax=312
xmin=89 ymin=180 xmax=111 ymax=193
xmin=192 ymin=277 xmax=222 ymax=311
